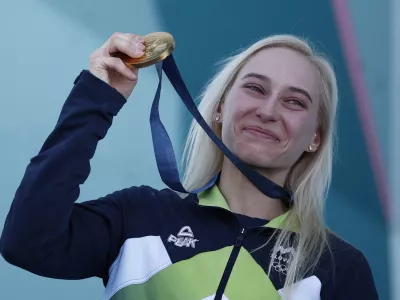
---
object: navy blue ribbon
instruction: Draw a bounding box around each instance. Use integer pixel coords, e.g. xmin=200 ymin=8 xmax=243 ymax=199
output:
xmin=150 ymin=54 xmax=293 ymax=202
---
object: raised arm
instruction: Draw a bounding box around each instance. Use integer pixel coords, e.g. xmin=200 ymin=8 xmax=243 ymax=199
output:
xmin=0 ymin=33 xmax=146 ymax=280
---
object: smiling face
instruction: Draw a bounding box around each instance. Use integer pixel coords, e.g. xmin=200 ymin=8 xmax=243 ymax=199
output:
xmin=217 ymin=47 xmax=322 ymax=172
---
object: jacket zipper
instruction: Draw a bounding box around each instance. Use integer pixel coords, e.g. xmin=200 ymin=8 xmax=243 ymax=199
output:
xmin=214 ymin=228 xmax=247 ymax=300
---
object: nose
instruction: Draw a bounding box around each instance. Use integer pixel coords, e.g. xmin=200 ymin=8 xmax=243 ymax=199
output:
xmin=255 ymin=96 xmax=280 ymax=122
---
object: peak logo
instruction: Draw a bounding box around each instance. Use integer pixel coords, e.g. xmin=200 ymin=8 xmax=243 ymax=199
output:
xmin=167 ymin=226 xmax=199 ymax=248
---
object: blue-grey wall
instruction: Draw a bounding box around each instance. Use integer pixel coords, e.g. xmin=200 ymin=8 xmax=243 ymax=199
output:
xmin=388 ymin=1 xmax=400 ymax=299
xmin=348 ymin=0 xmax=390 ymax=168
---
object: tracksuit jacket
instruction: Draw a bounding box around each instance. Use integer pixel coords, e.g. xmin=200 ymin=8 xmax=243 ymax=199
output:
xmin=0 ymin=70 xmax=379 ymax=300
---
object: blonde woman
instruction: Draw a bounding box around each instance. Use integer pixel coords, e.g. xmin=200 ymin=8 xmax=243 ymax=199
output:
xmin=0 ymin=32 xmax=378 ymax=299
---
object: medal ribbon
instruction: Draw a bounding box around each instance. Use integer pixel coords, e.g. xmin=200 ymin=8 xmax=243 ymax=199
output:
xmin=149 ymin=54 xmax=293 ymax=202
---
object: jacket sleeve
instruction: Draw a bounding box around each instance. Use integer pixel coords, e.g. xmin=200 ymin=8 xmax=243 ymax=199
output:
xmin=0 ymin=70 xmax=135 ymax=280
xmin=331 ymin=251 xmax=379 ymax=300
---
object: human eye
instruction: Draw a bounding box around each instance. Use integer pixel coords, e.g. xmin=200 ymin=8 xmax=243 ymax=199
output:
xmin=283 ymin=98 xmax=309 ymax=111
xmin=243 ymin=84 xmax=265 ymax=94
xmin=285 ymin=98 xmax=306 ymax=108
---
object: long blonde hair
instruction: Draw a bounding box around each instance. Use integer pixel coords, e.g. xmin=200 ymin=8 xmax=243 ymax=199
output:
xmin=181 ymin=34 xmax=338 ymax=290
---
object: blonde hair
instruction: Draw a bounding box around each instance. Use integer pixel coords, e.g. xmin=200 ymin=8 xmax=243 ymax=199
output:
xmin=181 ymin=34 xmax=338 ymax=290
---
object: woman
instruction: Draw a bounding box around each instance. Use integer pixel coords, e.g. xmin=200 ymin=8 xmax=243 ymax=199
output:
xmin=0 ymin=32 xmax=378 ymax=299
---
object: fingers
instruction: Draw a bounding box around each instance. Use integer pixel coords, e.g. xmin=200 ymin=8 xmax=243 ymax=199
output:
xmin=89 ymin=32 xmax=143 ymax=86
xmin=102 ymin=32 xmax=145 ymax=59
xmin=96 ymin=56 xmax=138 ymax=81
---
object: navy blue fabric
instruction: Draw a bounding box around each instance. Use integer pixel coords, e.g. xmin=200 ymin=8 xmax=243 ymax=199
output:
xmin=150 ymin=55 xmax=293 ymax=202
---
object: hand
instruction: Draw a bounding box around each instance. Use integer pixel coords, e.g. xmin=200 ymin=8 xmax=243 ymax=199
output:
xmin=89 ymin=32 xmax=145 ymax=99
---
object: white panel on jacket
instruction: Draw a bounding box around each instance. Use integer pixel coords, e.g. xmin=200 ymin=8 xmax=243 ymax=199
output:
xmin=278 ymin=275 xmax=321 ymax=300
xmin=103 ymin=236 xmax=172 ymax=299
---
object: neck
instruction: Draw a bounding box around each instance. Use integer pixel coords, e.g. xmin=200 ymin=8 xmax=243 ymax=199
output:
xmin=217 ymin=158 xmax=288 ymax=220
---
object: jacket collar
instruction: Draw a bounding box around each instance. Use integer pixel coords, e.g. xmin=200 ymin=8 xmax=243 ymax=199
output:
xmin=198 ymin=184 xmax=299 ymax=232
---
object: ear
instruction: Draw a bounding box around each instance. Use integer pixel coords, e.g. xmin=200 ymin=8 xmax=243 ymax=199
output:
xmin=307 ymin=130 xmax=321 ymax=152
xmin=214 ymin=100 xmax=224 ymax=123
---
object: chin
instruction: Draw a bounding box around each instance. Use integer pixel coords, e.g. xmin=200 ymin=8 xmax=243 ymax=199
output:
xmin=234 ymin=143 xmax=278 ymax=168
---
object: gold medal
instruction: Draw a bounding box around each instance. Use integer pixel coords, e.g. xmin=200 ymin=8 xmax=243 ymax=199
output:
xmin=116 ymin=32 xmax=175 ymax=68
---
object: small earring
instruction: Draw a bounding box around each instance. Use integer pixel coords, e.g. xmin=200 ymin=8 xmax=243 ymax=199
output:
xmin=308 ymin=145 xmax=313 ymax=151
xmin=215 ymin=115 xmax=220 ymax=121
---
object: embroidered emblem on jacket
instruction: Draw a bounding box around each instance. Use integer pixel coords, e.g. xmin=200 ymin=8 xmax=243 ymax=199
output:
xmin=271 ymin=246 xmax=296 ymax=275
xmin=168 ymin=226 xmax=199 ymax=248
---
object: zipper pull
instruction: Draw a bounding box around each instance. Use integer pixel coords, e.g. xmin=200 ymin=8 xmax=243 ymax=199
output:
xmin=235 ymin=228 xmax=246 ymax=247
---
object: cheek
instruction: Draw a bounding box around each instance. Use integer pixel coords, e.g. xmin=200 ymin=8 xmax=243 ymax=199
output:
xmin=221 ymin=102 xmax=248 ymax=144
xmin=285 ymin=115 xmax=317 ymax=145
xmin=220 ymin=89 xmax=259 ymax=144
xmin=220 ymin=111 xmax=237 ymax=144
xmin=227 ymin=95 xmax=256 ymax=125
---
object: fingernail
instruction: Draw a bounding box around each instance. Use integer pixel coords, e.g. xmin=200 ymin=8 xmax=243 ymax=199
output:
xmin=137 ymin=43 xmax=145 ymax=50
xmin=135 ymin=36 xmax=144 ymax=42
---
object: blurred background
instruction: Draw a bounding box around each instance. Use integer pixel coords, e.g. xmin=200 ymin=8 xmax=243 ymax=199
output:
xmin=0 ymin=0 xmax=397 ymax=299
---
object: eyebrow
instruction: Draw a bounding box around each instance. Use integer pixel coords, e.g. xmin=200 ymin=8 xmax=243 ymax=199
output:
xmin=241 ymin=72 xmax=270 ymax=83
xmin=288 ymin=87 xmax=313 ymax=103
xmin=241 ymin=72 xmax=313 ymax=103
